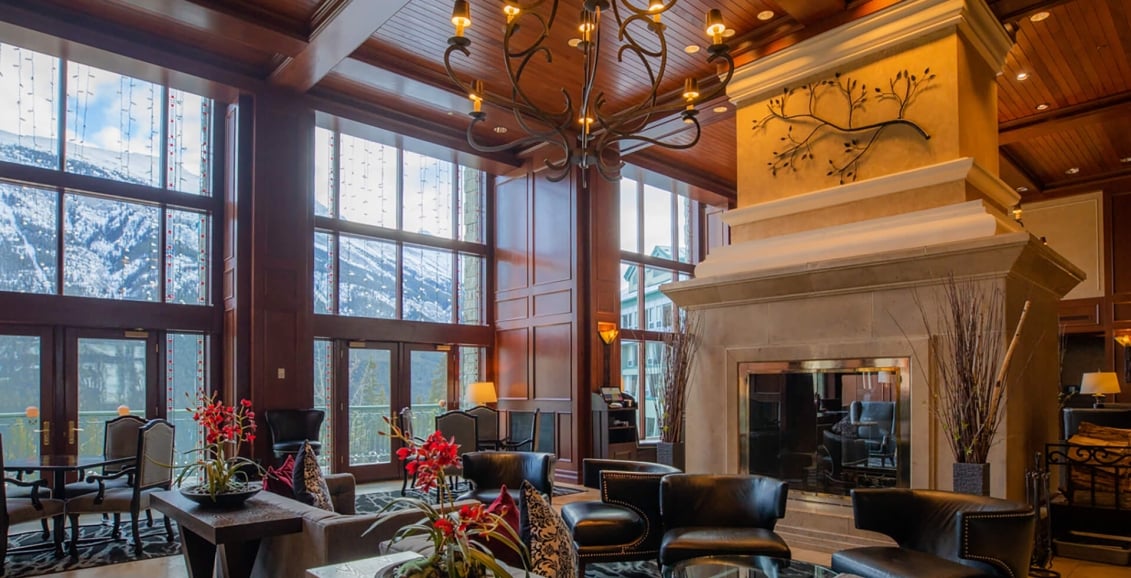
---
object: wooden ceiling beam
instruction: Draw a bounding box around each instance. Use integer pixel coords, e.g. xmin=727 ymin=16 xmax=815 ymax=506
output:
xmin=269 ymin=0 xmax=409 ymax=93
xmin=772 ymin=0 xmax=845 ymax=26
xmin=999 ymin=92 xmax=1131 ymax=145
xmin=999 ymin=148 xmax=1043 ymax=196
xmin=1043 ymin=167 xmax=1131 ymax=198
xmin=106 ymin=0 xmax=309 ymax=57
xmin=988 ymin=0 xmax=1073 ymax=22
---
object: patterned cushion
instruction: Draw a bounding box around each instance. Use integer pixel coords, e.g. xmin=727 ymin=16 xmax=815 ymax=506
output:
xmin=292 ymin=441 xmax=334 ymax=511
xmin=479 ymin=484 xmax=525 ymax=568
xmin=264 ymin=454 xmax=295 ymax=498
xmin=520 ymin=480 xmax=577 ymax=578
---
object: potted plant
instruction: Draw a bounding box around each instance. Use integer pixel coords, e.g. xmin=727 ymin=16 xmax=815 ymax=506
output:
xmin=177 ymin=390 xmax=265 ymax=506
xmin=920 ymin=278 xmax=1029 ymax=495
xmin=653 ymin=311 xmax=700 ymax=470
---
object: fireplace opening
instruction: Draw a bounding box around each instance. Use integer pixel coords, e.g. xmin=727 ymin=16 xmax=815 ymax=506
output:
xmin=739 ymin=358 xmax=911 ymax=498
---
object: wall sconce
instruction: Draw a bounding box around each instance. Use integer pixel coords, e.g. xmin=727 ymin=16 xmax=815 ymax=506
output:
xmin=1080 ymin=372 xmax=1121 ymax=408
xmin=1116 ymin=333 xmax=1131 ymax=383
xmin=597 ymin=322 xmax=619 ymax=388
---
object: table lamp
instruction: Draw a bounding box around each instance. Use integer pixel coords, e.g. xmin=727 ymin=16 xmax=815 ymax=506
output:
xmin=466 ymin=381 xmax=497 ymax=408
xmin=1080 ymin=372 xmax=1121 ymax=408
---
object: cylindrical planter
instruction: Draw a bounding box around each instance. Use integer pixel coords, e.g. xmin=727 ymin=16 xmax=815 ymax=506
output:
xmin=656 ymin=441 xmax=686 ymax=471
xmin=953 ymin=462 xmax=990 ymax=496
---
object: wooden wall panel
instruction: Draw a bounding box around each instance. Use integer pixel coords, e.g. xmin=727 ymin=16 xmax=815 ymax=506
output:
xmin=1112 ymin=193 xmax=1131 ymax=295
xmin=556 ymin=412 xmax=574 ymax=464
xmin=496 ymin=174 xmax=529 ymax=292
xmin=497 ymin=298 xmax=528 ymax=321
xmin=531 ymin=175 xmax=574 ymax=286
xmin=533 ymin=291 xmax=572 ymax=317
xmin=497 ymin=327 xmax=530 ymax=400
xmin=532 ymin=323 xmax=574 ymax=400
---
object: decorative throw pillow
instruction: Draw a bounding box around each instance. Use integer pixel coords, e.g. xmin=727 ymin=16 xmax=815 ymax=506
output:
xmin=478 ymin=484 xmax=525 ymax=568
xmin=292 ymin=441 xmax=334 ymax=511
xmin=519 ymin=480 xmax=577 ymax=578
xmin=831 ymin=416 xmax=858 ymax=438
xmin=263 ymin=454 xmax=296 ymax=498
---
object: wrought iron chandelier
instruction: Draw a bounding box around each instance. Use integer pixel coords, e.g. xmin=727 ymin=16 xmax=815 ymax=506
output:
xmin=445 ymin=0 xmax=735 ymax=183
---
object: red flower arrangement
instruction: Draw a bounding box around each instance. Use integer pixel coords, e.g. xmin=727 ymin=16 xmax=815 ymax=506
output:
xmin=177 ymin=391 xmax=263 ymax=500
xmin=372 ymin=419 xmax=527 ymax=578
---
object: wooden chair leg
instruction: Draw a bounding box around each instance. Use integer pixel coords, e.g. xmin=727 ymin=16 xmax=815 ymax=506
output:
xmin=131 ymin=508 xmax=142 ymax=557
xmin=111 ymin=513 xmax=122 ymax=540
xmin=163 ymin=514 xmax=174 ymax=541
xmin=39 ymin=518 xmax=49 ymax=540
xmin=52 ymin=515 xmax=65 ymax=558
xmin=68 ymin=514 xmax=81 ymax=557
xmin=146 ymin=508 xmax=154 ymax=527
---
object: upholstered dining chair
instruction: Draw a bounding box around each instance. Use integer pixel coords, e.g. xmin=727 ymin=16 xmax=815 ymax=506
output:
xmin=435 ymin=410 xmax=478 ymax=492
xmin=466 ymin=405 xmax=500 ymax=450
xmin=65 ymin=419 xmax=176 ymax=556
xmin=64 ymin=415 xmax=148 ymax=532
xmin=831 ymin=488 xmax=1035 ymax=578
xmin=500 ymin=408 xmax=540 ymax=451
xmin=659 ymin=474 xmax=791 ymax=578
xmin=560 ymin=458 xmax=681 ymax=576
xmin=457 ymin=451 xmax=554 ymax=505
xmin=265 ymin=409 xmax=326 ymax=461
xmin=1 ymin=435 xmax=66 ymax=572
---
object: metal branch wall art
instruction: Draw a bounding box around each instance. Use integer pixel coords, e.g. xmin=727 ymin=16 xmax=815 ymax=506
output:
xmin=753 ymin=68 xmax=935 ymax=184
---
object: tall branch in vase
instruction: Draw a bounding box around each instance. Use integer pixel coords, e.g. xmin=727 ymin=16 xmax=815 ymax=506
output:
xmin=918 ymin=277 xmax=1030 ymax=464
xmin=653 ymin=311 xmax=701 ymax=444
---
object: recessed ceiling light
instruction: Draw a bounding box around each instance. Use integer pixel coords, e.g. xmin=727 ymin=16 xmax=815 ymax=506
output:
xmin=1030 ymin=11 xmax=1050 ymax=22
xmin=684 ymin=45 xmax=700 ymax=54
xmin=1016 ymin=72 xmax=1029 ymax=81
xmin=1016 ymin=186 xmax=1029 ymax=192
xmin=494 ymin=126 xmax=508 ymax=134
xmin=723 ymin=28 xmax=735 ymax=38
xmin=1121 ymin=156 xmax=1131 ymax=163
xmin=567 ymin=38 xmax=581 ymax=48
xmin=1065 ymin=167 xmax=1079 ymax=175
xmin=712 ymin=106 xmax=728 ymax=113
xmin=757 ymin=10 xmax=774 ymax=21
xmin=1036 ymin=103 xmax=1049 ymax=111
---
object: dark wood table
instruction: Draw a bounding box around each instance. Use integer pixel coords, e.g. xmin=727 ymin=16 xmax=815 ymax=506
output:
xmin=4 ymin=455 xmax=133 ymax=498
xmin=150 ymin=489 xmax=303 ymax=578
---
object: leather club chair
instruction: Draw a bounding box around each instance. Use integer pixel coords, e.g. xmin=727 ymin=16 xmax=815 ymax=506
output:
xmin=265 ymin=409 xmax=325 ymax=461
xmin=560 ymin=459 xmax=681 ymax=576
xmin=831 ymin=488 xmax=1036 ymax=578
xmin=659 ymin=474 xmax=791 ymax=578
xmin=457 ymin=451 xmax=554 ymax=505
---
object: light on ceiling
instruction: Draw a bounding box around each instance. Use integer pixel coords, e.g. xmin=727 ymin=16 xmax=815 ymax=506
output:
xmin=1065 ymin=167 xmax=1080 ymax=175
xmin=684 ymin=45 xmax=700 ymax=54
xmin=713 ymin=105 xmax=728 ymax=113
xmin=1120 ymin=156 xmax=1131 ymax=163
xmin=493 ymin=126 xmax=508 ymax=134
xmin=445 ymin=0 xmax=735 ymax=184
xmin=1030 ymin=11 xmax=1050 ymax=22
xmin=1015 ymin=185 xmax=1029 ymax=192
xmin=1036 ymin=103 xmax=1049 ymax=111
xmin=1016 ymin=72 xmax=1029 ymax=80
xmin=757 ymin=10 xmax=774 ymax=21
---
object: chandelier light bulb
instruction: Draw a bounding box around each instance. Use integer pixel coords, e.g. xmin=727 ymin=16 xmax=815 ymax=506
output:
xmin=683 ymin=77 xmax=700 ymax=102
xmin=469 ymin=80 xmax=484 ymax=114
xmin=503 ymin=3 xmax=520 ymax=23
xmin=451 ymin=0 xmax=471 ymax=37
xmin=705 ymin=9 xmax=726 ymax=44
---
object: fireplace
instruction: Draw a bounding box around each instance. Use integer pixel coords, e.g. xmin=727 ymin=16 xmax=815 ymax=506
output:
xmin=739 ymin=358 xmax=910 ymax=498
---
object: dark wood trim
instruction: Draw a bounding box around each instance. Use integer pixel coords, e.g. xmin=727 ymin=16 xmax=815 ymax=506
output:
xmin=988 ymin=0 xmax=1074 ymax=22
xmin=1043 ymin=169 xmax=1131 ymax=198
xmin=313 ymin=217 xmax=488 ymax=255
xmin=624 ymin=150 xmax=737 ymax=203
xmin=999 ymin=92 xmax=1131 ymax=146
xmin=773 ymin=0 xmax=846 ymax=26
xmin=106 ymin=0 xmax=309 ymax=57
xmin=0 ymin=293 xmax=219 ymax=332
xmin=312 ymin=315 xmax=493 ymax=346
xmin=0 ymin=161 xmax=217 ymax=212
xmin=1000 ymin=149 xmax=1043 ymax=196
xmin=269 ymin=0 xmax=410 ymax=92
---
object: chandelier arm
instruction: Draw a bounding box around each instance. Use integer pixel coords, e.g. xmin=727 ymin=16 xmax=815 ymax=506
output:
xmin=614 ymin=0 xmax=675 ymax=19
xmin=600 ymin=11 xmax=667 ymax=124
xmin=508 ymin=93 xmax=573 ymax=140
xmin=599 ymin=115 xmax=702 ymax=152
xmin=503 ymin=12 xmax=552 ymax=60
xmin=595 ymin=153 xmax=625 ymax=182
xmin=463 ymin=113 xmax=572 ymax=156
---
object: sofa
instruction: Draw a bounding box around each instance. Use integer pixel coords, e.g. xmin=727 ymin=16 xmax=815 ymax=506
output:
xmin=251 ymin=473 xmax=477 ymax=578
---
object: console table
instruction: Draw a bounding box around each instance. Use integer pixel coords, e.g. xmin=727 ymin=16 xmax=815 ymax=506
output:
xmin=151 ymin=489 xmax=303 ymax=578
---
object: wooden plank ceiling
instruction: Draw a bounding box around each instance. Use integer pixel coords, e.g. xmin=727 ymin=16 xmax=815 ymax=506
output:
xmin=4 ymin=0 xmax=1129 ymax=202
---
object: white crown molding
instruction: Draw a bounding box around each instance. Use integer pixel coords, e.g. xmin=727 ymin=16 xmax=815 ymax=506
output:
xmin=727 ymin=0 xmax=1013 ymax=107
xmin=722 ymin=157 xmax=1017 ymax=227
xmin=698 ymin=200 xmax=999 ymax=278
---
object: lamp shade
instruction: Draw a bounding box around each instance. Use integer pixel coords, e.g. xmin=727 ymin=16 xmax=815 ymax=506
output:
xmin=466 ymin=381 xmax=498 ymax=405
xmin=1080 ymin=372 xmax=1121 ymax=395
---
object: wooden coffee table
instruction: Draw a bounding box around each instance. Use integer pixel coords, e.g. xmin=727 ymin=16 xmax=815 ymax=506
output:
xmin=151 ymin=489 xmax=303 ymax=578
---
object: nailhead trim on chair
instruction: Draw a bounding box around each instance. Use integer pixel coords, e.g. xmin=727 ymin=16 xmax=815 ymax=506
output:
xmin=574 ymin=471 xmax=666 ymax=561
xmin=960 ymin=510 xmax=1032 ymax=578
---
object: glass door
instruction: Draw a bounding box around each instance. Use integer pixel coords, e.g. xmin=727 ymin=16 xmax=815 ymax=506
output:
xmin=0 ymin=327 xmax=54 ymax=460
xmin=65 ymin=329 xmax=158 ymax=458
xmin=330 ymin=341 xmax=453 ymax=481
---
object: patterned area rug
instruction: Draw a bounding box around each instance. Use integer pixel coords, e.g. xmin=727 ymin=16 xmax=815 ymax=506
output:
xmin=5 ymin=522 xmax=180 ymax=577
xmin=582 ymin=560 xmax=821 ymax=578
xmin=356 ymin=484 xmax=586 ymax=513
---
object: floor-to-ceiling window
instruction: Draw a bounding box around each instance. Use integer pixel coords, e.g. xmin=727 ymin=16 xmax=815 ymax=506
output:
xmin=0 ymin=41 xmax=221 ymax=460
xmin=311 ymin=121 xmax=490 ymax=478
xmin=618 ymin=170 xmax=703 ymax=441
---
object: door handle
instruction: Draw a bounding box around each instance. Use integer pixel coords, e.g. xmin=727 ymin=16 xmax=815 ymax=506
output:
xmin=35 ymin=421 xmax=50 ymax=447
xmin=68 ymin=420 xmax=84 ymax=445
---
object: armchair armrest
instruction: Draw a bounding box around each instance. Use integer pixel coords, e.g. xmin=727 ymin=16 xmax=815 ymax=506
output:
xmin=958 ymin=507 xmax=1035 ymax=577
xmin=4 ymin=477 xmax=49 ymax=508
xmin=325 ymin=473 xmax=356 ymax=515
xmin=85 ymin=467 xmax=135 ymax=504
xmin=601 ymin=471 xmax=666 ymax=550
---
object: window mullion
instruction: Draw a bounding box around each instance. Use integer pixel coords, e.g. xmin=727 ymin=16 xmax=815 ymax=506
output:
xmin=159 ymin=85 xmax=169 ymax=190
xmin=57 ymin=57 xmax=67 ymax=172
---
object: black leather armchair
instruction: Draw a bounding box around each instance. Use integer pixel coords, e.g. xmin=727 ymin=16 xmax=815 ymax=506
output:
xmin=831 ymin=488 xmax=1036 ymax=578
xmin=457 ymin=451 xmax=554 ymax=505
xmin=560 ymin=459 xmax=681 ymax=576
xmin=659 ymin=474 xmax=791 ymax=578
xmin=265 ymin=409 xmax=325 ymax=461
